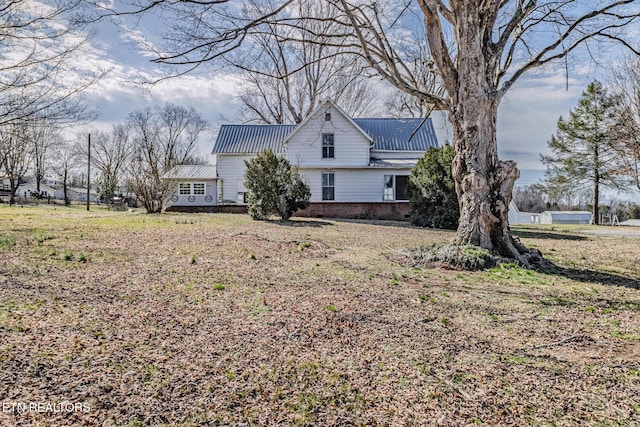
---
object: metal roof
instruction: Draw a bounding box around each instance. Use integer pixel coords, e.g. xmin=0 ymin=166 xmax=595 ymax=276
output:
xmin=541 ymin=211 xmax=592 ymax=219
xmin=212 ymin=124 xmax=294 ymax=154
xmin=163 ymin=165 xmax=218 ymax=180
xmin=354 ymin=118 xmax=438 ymax=151
xmin=369 ymin=158 xmax=419 ymax=168
xmin=212 ymin=118 xmax=438 ymax=154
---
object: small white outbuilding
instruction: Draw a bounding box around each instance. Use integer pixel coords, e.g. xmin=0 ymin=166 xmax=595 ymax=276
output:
xmin=538 ymin=211 xmax=592 ymax=225
xmin=508 ymin=200 xmax=534 ymax=224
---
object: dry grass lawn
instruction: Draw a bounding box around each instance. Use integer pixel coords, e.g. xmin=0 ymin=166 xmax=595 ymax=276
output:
xmin=0 ymin=205 xmax=639 ymax=426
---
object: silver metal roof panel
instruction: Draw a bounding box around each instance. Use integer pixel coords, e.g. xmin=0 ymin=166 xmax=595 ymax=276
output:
xmin=163 ymin=165 xmax=218 ymax=180
xmin=354 ymin=118 xmax=438 ymax=151
xmin=212 ymin=124 xmax=294 ymax=154
xmin=212 ymin=118 xmax=438 ymax=154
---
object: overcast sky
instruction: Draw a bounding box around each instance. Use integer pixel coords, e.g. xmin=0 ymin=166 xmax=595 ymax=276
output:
xmin=78 ymin=5 xmax=636 ymax=188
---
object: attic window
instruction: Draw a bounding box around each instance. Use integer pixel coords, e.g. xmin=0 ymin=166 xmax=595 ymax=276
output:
xmin=322 ymin=133 xmax=334 ymax=158
xmin=325 ymin=112 xmax=331 ymax=121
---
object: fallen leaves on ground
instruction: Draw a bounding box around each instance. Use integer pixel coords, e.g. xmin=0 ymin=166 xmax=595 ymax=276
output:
xmin=0 ymin=207 xmax=638 ymax=426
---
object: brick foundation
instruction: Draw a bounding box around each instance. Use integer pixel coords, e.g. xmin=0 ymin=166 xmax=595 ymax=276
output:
xmin=165 ymin=205 xmax=248 ymax=214
xmin=296 ymin=202 xmax=410 ymax=221
xmin=166 ymin=202 xmax=410 ymax=221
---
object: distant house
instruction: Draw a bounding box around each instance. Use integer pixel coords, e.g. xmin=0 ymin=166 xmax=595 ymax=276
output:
xmin=17 ymin=183 xmax=57 ymax=199
xmin=199 ymin=99 xmax=439 ymax=220
xmin=538 ymin=211 xmax=592 ymax=224
xmin=42 ymin=177 xmax=63 ymax=188
xmin=163 ymin=165 xmax=218 ymax=212
xmin=55 ymin=187 xmax=100 ymax=203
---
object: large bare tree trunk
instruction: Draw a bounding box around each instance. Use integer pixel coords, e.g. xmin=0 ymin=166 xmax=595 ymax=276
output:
xmin=450 ymin=102 xmax=523 ymax=259
xmin=448 ymin=8 xmax=528 ymax=262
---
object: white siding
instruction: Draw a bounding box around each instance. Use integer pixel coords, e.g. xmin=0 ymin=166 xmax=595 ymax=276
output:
xmin=216 ymin=154 xmax=254 ymax=203
xmin=301 ymin=168 xmax=412 ymax=203
xmin=539 ymin=211 xmax=592 ymax=224
xmin=17 ymin=183 xmax=56 ymax=198
xmin=287 ymin=105 xmax=371 ymax=168
xmin=214 ymin=104 xmax=427 ymax=205
xmin=508 ymin=200 xmax=534 ymax=224
xmin=166 ymin=179 xmax=217 ymax=207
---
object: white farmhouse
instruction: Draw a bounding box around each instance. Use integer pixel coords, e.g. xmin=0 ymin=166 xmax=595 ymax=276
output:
xmin=168 ymin=99 xmax=439 ymax=220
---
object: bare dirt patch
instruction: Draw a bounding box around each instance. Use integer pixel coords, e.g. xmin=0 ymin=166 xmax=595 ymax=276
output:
xmin=0 ymin=207 xmax=639 ymax=426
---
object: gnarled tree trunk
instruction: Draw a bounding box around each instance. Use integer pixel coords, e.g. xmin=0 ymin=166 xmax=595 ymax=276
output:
xmin=447 ymin=7 xmax=531 ymax=263
xmin=450 ymin=100 xmax=523 ymax=260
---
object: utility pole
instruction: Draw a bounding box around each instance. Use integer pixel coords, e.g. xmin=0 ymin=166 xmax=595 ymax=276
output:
xmin=86 ymin=133 xmax=90 ymax=211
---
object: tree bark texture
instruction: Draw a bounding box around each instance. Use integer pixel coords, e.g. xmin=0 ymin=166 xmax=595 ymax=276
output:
xmin=450 ymin=98 xmax=523 ymax=259
xmin=447 ymin=4 xmax=526 ymax=261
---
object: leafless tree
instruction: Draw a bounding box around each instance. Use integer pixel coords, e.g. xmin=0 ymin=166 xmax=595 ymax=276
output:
xmin=50 ymin=136 xmax=80 ymax=205
xmin=30 ymin=122 xmax=61 ymax=193
xmin=0 ymin=123 xmax=33 ymax=204
xmin=330 ymin=1 xmax=640 ymax=263
xmin=234 ymin=0 xmax=377 ymax=124
xmin=0 ymin=0 xmax=98 ymax=127
xmin=103 ymin=0 xmax=640 ymax=263
xmin=383 ymin=43 xmax=444 ymax=118
xmin=610 ymin=54 xmax=640 ymax=192
xmin=81 ymin=124 xmax=133 ymax=202
xmin=512 ymin=184 xmax=548 ymax=213
xmin=126 ymin=104 xmax=207 ymax=213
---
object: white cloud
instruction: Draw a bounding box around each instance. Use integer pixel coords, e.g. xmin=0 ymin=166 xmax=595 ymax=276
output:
xmin=497 ymin=68 xmax=590 ymax=170
xmin=118 ymin=25 xmax=166 ymax=59
xmin=70 ymin=6 xmax=639 ymax=174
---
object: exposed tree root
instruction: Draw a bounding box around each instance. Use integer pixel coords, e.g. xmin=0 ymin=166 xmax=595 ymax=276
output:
xmin=402 ymin=239 xmax=549 ymax=271
xmin=509 ymin=235 xmax=549 ymax=269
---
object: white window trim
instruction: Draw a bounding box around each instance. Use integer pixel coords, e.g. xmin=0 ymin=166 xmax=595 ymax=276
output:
xmin=193 ymin=182 xmax=206 ymax=195
xmin=178 ymin=182 xmax=207 ymax=196
xmin=321 ymin=172 xmax=335 ymax=201
xmin=322 ymin=133 xmax=335 ymax=159
xmin=383 ymin=175 xmax=409 ymax=201
xmin=179 ymin=182 xmax=191 ymax=195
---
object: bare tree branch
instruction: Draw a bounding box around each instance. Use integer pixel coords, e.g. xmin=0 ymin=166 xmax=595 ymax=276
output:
xmin=0 ymin=0 xmax=99 ymax=126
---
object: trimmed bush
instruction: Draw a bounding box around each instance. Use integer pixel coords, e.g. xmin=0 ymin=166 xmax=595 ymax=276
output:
xmin=409 ymin=145 xmax=459 ymax=229
xmin=244 ymin=149 xmax=311 ymax=220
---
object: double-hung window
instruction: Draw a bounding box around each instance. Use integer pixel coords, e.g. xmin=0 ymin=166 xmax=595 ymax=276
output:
xmin=322 ymin=133 xmax=334 ymax=158
xmin=383 ymin=175 xmax=409 ymax=201
xmin=322 ymin=172 xmax=335 ymax=201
